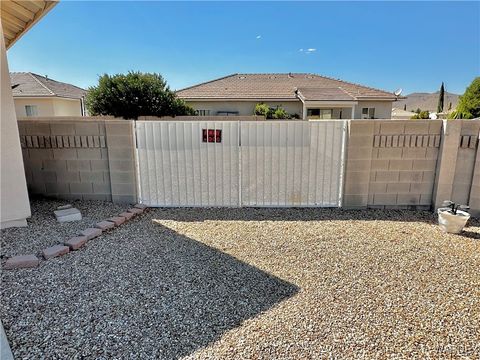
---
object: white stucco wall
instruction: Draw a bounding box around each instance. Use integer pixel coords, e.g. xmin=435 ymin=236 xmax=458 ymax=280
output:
xmin=14 ymin=97 xmax=55 ymax=117
xmin=53 ymin=98 xmax=83 ymax=116
xmin=186 ymin=100 xmax=303 ymax=118
xmin=1 ymin=23 xmax=31 ymax=228
xmin=354 ymin=101 xmax=393 ymax=119
xmin=14 ymin=97 xmax=82 ymax=117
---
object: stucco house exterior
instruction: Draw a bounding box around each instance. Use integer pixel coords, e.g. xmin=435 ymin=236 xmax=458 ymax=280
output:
xmin=1 ymin=0 xmax=57 ymax=229
xmin=176 ymin=73 xmax=399 ymax=120
xmin=10 ymin=72 xmax=87 ymax=117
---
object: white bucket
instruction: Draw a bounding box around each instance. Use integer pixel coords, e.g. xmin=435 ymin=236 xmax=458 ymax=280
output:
xmin=437 ymin=208 xmax=470 ymax=234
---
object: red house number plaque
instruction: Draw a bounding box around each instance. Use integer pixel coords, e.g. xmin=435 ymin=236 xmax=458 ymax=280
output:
xmin=202 ymin=129 xmax=222 ymax=143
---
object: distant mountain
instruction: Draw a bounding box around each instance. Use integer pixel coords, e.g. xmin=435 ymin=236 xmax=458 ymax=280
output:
xmin=394 ymin=91 xmax=460 ymax=113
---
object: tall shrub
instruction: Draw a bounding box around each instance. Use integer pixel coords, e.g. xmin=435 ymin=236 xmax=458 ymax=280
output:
xmin=437 ymin=82 xmax=445 ymax=113
xmin=86 ymin=72 xmax=195 ymax=119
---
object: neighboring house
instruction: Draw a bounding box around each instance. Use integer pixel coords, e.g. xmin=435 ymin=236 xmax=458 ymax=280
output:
xmin=10 ymin=72 xmax=87 ymax=117
xmin=176 ymin=73 xmax=399 ymax=120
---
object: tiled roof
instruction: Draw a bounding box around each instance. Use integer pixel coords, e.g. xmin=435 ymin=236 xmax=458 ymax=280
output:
xmin=296 ymin=87 xmax=355 ymax=101
xmin=176 ymin=73 xmax=396 ymax=101
xmin=10 ymin=72 xmax=86 ymax=99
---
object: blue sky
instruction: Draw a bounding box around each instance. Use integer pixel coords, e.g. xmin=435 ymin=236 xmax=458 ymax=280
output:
xmin=7 ymin=1 xmax=480 ymax=94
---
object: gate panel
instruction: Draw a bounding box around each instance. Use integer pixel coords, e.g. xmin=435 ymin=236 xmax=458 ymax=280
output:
xmin=240 ymin=121 xmax=346 ymax=207
xmin=136 ymin=121 xmax=240 ymax=207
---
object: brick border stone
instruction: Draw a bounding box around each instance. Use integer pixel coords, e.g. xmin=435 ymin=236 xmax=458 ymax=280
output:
xmin=65 ymin=236 xmax=88 ymax=250
xmin=128 ymin=207 xmax=143 ymax=215
xmin=42 ymin=245 xmax=69 ymax=259
xmin=4 ymin=255 xmax=40 ymax=269
xmin=96 ymin=221 xmax=115 ymax=231
xmin=3 ymin=204 xmax=149 ymax=270
xmin=80 ymin=227 xmax=102 ymax=240
xmin=120 ymin=211 xmax=134 ymax=220
xmin=107 ymin=216 xmax=126 ymax=226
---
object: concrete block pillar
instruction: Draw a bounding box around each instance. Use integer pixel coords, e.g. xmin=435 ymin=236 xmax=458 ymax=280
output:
xmin=105 ymin=120 xmax=138 ymax=204
xmin=469 ymin=134 xmax=480 ymax=217
xmin=343 ymin=120 xmax=374 ymax=209
xmin=433 ymin=120 xmax=462 ymax=209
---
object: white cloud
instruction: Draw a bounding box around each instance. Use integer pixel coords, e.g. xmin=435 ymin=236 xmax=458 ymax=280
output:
xmin=299 ymin=48 xmax=316 ymax=54
xmin=256 ymin=35 xmax=262 ymax=39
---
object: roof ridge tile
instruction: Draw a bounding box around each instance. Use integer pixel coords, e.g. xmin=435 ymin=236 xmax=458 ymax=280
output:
xmin=28 ymin=72 xmax=55 ymax=95
xmin=176 ymin=73 xmax=239 ymax=92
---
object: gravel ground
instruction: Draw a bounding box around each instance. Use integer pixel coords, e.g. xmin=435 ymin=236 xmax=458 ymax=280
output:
xmin=0 ymin=197 xmax=127 ymax=258
xmin=1 ymin=202 xmax=479 ymax=359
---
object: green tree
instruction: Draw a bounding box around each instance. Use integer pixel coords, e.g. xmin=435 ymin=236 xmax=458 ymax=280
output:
xmin=86 ymin=72 xmax=195 ymax=119
xmin=437 ymin=82 xmax=445 ymax=113
xmin=453 ymin=77 xmax=480 ymax=119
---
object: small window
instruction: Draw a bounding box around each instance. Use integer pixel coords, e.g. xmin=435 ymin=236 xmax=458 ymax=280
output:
xmin=307 ymin=108 xmax=332 ymax=119
xmin=196 ymin=110 xmax=210 ymax=116
xmin=362 ymin=107 xmax=375 ymax=119
xmin=307 ymin=109 xmax=320 ymax=118
xmin=25 ymin=105 xmax=38 ymax=117
xmin=216 ymin=111 xmax=239 ymax=116
xmin=319 ymin=109 xmax=332 ymax=119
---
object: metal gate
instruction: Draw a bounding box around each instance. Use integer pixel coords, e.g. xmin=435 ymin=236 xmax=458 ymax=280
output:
xmin=136 ymin=120 xmax=346 ymax=207
xmin=136 ymin=121 xmax=240 ymax=206
xmin=240 ymin=121 xmax=346 ymax=207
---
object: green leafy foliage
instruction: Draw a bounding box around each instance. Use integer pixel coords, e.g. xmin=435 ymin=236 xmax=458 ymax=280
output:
xmin=253 ymin=103 xmax=293 ymax=119
xmin=454 ymin=77 xmax=480 ymax=119
xmin=85 ymin=72 xmax=195 ymax=119
xmin=272 ymin=108 xmax=289 ymax=119
xmin=411 ymin=110 xmax=430 ymax=119
xmin=254 ymin=103 xmax=270 ymax=117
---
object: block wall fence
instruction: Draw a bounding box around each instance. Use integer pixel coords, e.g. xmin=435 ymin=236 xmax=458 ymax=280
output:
xmin=343 ymin=119 xmax=480 ymax=216
xmin=17 ymin=117 xmax=480 ymax=216
xmin=18 ymin=118 xmax=137 ymax=204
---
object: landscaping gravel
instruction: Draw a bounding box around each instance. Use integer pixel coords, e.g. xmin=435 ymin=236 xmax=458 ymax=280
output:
xmin=1 ymin=201 xmax=479 ymax=359
xmin=0 ymin=197 xmax=126 ymax=258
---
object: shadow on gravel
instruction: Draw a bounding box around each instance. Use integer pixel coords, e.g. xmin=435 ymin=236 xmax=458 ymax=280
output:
xmin=1 ymin=221 xmax=299 ymax=359
xmin=147 ymin=206 xmax=449 ymax=224
xmin=458 ymin=229 xmax=480 ymax=240
xmin=139 ymin=223 xmax=299 ymax=358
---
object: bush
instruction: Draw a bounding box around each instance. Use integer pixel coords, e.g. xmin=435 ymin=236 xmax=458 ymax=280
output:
xmin=86 ymin=71 xmax=195 ymax=120
xmin=254 ymin=103 xmax=292 ymax=119
xmin=272 ymin=108 xmax=289 ymax=119
xmin=411 ymin=110 xmax=430 ymax=119
xmin=254 ymin=103 xmax=270 ymax=117
xmin=455 ymin=77 xmax=480 ymax=119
